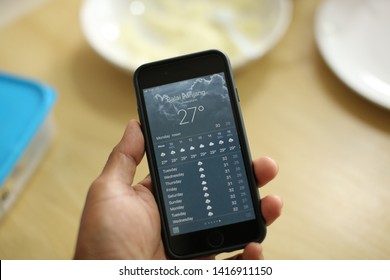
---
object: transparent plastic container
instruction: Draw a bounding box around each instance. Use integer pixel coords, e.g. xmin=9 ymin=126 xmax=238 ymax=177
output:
xmin=0 ymin=72 xmax=56 ymax=219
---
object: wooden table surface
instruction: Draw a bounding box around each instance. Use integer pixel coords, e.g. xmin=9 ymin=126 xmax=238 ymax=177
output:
xmin=1 ymin=0 xmax=389 ymax=260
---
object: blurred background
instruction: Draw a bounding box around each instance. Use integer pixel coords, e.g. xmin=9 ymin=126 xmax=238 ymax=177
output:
xmin=0 ymin=0 xmax=389 ymax=259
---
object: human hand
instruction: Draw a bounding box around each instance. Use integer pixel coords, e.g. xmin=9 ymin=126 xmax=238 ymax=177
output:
xmin=74 ymin=120 xmax=282 ymax=259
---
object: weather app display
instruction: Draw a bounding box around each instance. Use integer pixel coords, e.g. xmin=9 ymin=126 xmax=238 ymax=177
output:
xmin=144 ymin=73 xmax=255 ymax=235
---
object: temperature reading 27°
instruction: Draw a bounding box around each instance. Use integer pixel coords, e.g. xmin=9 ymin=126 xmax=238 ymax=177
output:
xmin=178 ymin=106 xmax=205 ymax=125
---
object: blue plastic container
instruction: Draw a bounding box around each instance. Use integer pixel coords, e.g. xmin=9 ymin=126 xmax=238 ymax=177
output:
xmin=0 ymin=72 xmax=56 ymax=218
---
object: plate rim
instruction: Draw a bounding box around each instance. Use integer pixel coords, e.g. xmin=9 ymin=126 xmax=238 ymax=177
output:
xmin=314 ymin=0 xmax=390 ymax=110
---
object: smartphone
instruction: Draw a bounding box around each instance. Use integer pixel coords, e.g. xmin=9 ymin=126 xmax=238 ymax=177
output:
xmin=133 ymin=50 xmax=266 ymax=259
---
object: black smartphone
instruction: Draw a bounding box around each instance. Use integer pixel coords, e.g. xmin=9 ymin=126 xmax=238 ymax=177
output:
xmin=133 ymin=50 xmax=266 ymax=259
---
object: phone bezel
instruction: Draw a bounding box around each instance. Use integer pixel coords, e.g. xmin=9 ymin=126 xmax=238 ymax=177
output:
xmin=134 ymin=50 xmax=266 ymax=259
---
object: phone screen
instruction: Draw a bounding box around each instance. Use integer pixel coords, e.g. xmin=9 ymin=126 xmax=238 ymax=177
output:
xmin=143 ymin=72 xmax=256 ymax=236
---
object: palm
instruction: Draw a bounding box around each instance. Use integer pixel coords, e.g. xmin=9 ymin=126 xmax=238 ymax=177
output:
xmin=75 ymin=178 xmax=167 ymax=259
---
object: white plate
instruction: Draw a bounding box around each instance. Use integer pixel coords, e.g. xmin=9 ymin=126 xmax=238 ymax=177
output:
xmin=315 ymin=0 xmax=390 ymax=109
xmin=80 ymin=0 xmax=292 ymax=72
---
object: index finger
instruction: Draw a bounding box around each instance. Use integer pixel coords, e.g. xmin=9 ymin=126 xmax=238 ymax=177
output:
xmin=253 ymin=157 xmax=279 ymax=187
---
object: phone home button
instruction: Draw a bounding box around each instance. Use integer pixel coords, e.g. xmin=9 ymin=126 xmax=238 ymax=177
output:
xmin=207 ymin=231 xmax=224 ymax=248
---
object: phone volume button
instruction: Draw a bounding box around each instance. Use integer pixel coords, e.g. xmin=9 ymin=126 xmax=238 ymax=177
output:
xmin=235 ymin=88 xmax=240 ymax=102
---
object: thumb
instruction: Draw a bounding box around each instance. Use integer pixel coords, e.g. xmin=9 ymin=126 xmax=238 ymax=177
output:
xmin=100 ymin=120 xmax=145 ymax=186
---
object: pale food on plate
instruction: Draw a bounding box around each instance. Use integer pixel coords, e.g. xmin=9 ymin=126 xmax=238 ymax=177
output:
xmin=81 ymin=0 xmax=292 ymax=71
